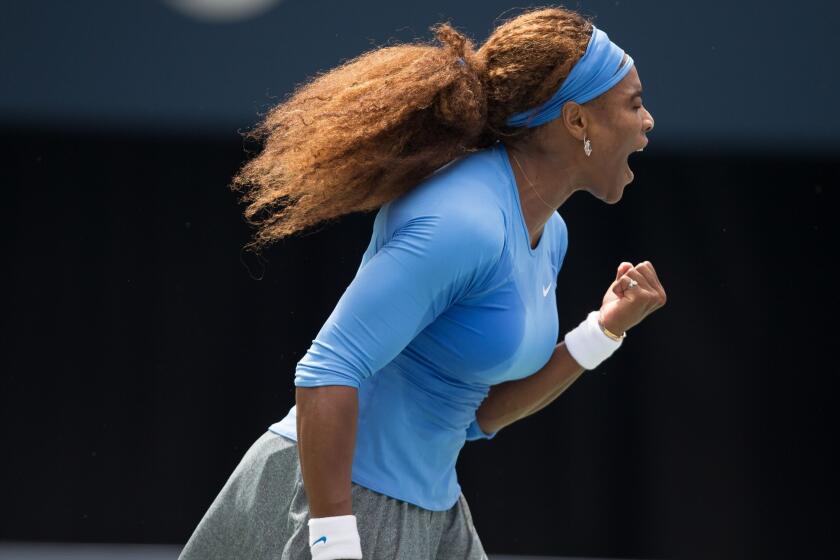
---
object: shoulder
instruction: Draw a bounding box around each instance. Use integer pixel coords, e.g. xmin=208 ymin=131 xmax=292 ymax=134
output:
xmin=382 ymin=196 xmax=505 ymax=269
xmin=382 ymin=160 xmax=507 ymax=260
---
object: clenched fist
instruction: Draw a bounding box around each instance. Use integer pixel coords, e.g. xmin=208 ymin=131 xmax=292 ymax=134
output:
xmin=599 ymin=261 xmax=667 ymax=336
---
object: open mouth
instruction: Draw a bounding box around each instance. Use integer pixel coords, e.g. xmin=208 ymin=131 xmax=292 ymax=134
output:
xmin=625 ymin=140 xmax=648 ymax=167
xmin=624 ymin=142 xmax=646 ymax=180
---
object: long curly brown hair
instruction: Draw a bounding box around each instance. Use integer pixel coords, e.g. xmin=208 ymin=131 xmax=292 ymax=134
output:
xmin=231 ymin=6 xmax=592 ymax=252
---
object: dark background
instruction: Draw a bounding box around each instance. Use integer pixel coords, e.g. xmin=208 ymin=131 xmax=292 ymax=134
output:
xmin=1 ymin=1 xmax=837 ymax=559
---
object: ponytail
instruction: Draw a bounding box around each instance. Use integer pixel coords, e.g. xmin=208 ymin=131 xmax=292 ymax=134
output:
xmin=231 ymin=22 xmax=486 ymax=252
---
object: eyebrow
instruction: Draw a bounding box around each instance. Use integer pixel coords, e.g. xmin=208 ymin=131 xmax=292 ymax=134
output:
xmin=629 ymin=87 xmax=643 ymax=99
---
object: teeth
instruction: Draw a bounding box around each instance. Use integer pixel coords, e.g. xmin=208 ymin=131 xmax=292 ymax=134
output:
xmin=635 ymin=147 xmax=645 ymax=152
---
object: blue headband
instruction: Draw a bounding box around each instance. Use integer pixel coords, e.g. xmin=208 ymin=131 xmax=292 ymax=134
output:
xmin=505 ymin=26 xmax=634 ymax=128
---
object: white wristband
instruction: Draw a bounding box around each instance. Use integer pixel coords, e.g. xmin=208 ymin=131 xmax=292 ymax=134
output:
xmin=564 ymin=310 xmax=624 ymax=370
xmin=307 ymin=515 xmax=363 ymax=560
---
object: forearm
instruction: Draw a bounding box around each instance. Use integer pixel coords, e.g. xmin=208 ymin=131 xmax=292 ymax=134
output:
xmin=295 ymin=385 xmax=358 ymax=518
xmin=475 ymin=341 xmax=585 ymax=434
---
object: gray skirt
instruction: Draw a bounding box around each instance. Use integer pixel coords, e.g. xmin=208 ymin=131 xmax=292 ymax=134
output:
xmin=179 ymin=430 xmax=488 ymax=560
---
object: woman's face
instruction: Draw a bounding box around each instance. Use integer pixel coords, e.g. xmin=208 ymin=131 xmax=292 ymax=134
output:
xmin=583 ymin=65 xmax=654 ymax=203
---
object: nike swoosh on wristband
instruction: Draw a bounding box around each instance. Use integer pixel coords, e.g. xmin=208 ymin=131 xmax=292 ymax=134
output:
xmin=312 ymin=536 xmax=327 ymax=546
xmin=542 ymin=282 xmax=551 ymax=297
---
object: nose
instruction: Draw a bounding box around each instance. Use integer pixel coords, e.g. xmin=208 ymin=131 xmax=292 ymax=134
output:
xmin=642 ymin=107 xmax=655 ymax=133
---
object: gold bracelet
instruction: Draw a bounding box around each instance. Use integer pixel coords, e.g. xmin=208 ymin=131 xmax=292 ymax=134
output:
xmin=598 ymin=314 xmax=626 ymax=341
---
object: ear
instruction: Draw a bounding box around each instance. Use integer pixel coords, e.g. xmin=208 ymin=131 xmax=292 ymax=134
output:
xmin=561 ymin=101 xmax=589 ymax=141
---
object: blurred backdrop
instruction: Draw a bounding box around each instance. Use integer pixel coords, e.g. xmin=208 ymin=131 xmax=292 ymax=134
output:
xmin=1 ymin=1 xmax=837 ymax=558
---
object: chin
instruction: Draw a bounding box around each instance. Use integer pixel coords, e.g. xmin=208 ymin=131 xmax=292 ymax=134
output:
xmin=593 ymin=185 xmax=624 ymax=204
xmin=625 ymin=161 xmax=635 ymax=184
xmin=591 ymin=169 xmax=632 ymax=204
xmin=610 ymin=165 xmax=636 ymax=201
xmin=605 ymin=189 xmax=624 ymax=204
xmin=608 ymin=176 xmax=634 ymax=203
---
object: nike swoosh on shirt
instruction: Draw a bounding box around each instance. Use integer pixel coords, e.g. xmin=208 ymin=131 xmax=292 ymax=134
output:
xmin=312 ymin=536 xmax=327 ymax=546
xmin=542 ymin=283 xmax=552 ymax=297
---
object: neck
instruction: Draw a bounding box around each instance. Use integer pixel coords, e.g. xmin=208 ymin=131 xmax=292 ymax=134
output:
xmin=504 ymin=139 xmax=583 ymax=249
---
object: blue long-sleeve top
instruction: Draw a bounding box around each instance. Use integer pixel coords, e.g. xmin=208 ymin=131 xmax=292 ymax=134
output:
xmin=269 ymin=141 xmax=569 ymax=511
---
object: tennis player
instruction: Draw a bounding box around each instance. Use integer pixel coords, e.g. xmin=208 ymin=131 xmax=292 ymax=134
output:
xmin=180 ymin=6 xmax=666 ymax=560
